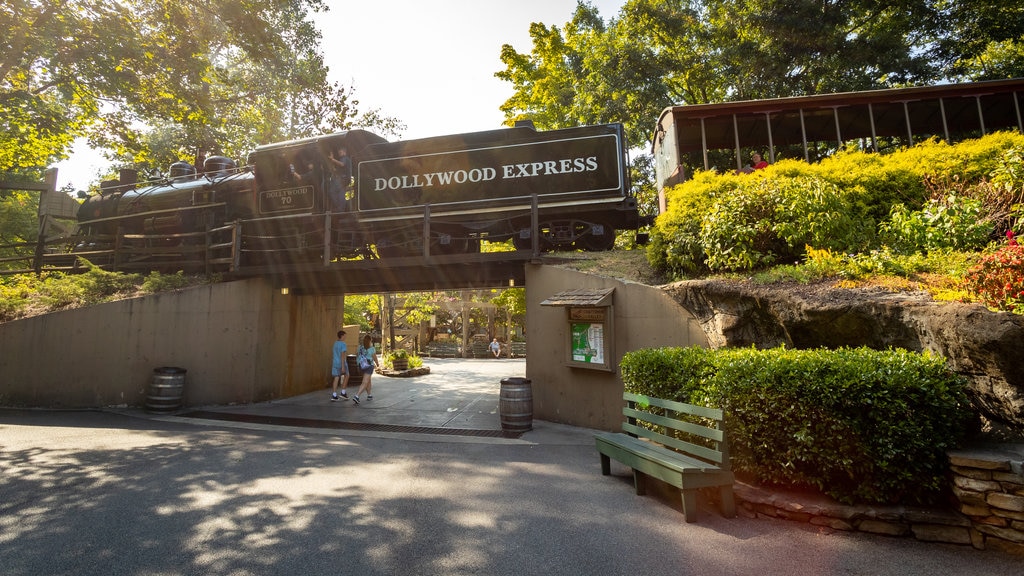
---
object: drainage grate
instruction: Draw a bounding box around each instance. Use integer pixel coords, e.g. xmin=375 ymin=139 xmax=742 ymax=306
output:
xmin=179 ymin=410 xmax=523 ymax=439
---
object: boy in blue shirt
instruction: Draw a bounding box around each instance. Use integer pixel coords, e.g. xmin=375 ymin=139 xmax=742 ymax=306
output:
xmin=331 ymin=330 xmax=349 ymax=401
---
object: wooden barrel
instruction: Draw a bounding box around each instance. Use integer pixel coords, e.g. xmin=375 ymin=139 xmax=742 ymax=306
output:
xmin=146 ymin=367 xmax=186 ymax=413
xmin=499 ymin=377 xmax=533 ymax=432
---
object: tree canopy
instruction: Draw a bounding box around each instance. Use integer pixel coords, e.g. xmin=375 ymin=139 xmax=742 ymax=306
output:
xmin=497 ymin=0 xmax=1024 ymax=151
xmin=1 ymin=0 xmax=400 ymax=179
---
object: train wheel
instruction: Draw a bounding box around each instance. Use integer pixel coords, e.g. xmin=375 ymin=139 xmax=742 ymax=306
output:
xmin=373 ymin=225 xmax=424 ymax=258
xmin=375 ymin=243 xmax=404 ymax=259
xmin=375 ymin=238 xmax=419 ymax=258
xmin=512 ymin=228 xmax=533 ymax=250
xmin=579 ymin=223 xmax=617 ymax=251
xmin=433 ymin=233 xmax=478 ymax=255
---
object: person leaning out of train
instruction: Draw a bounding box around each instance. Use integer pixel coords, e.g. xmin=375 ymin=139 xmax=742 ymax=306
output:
xmin=736 ymin=152 xmax=769 ymax=174
xmin=326 ymin=145 xmax=352 ymax=212
xmin=290 ymin=156 xmax=316 ymax=184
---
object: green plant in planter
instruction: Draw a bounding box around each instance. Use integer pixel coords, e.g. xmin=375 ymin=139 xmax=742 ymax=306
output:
xmin=387 ymin=349 xmax=410 ymax=369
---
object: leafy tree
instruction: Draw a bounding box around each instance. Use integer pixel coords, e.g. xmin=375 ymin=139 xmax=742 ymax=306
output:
xmin=498 ymin=0 xmax=1018 ymax=149
xmin=933 ymin=0 xmax=1024 ymax=80
xmin=0 ymin=189 xmax=38 ymax=268
xmin=497 ymin=0 xmax=1016 ymax=228
xmin=1 ymin=1 xmax=93 ymax=172
xmin=491 ymin=288 xmax=526 ymax=331
xmin=955 ymin=39 xmax=1024 ymax=81
xmin=2 ymin=0 xmax=400 ymax=179
xmin=491 ymin=288 xmax=525 ymax=317
xmin=706 ymin=0 xmax=940 ymax=98
xmin=495 ymin=1 xmax=682 ymax=217
xmin=344 ymin=293 xmax=382 ymax=333
xmin=497 ymin=1 xmax=690 ymax=150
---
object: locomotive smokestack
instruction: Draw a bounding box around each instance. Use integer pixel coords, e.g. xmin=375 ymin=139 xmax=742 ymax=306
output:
xmin=119 ymin=169 xmax=138 ymax=187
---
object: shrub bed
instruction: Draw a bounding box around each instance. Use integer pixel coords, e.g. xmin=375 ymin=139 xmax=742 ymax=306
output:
xmin=649 ymin=132 xmax=1024 ymax=276
xmin=620 ymin=346 xmax=972 ymax=506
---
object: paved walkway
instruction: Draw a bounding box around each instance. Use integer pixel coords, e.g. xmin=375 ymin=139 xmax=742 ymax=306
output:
xmin=175 ymin=358 xmax=575 ymax=444
xmin=2 ymin=358 xmax=1021 ymax=575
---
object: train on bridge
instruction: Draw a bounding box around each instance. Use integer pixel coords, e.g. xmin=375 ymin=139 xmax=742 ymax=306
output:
xmin=652 ymin=77 xmax=1024 ymax=204
xmin=72 ymin=122 xmax=641 ymax=269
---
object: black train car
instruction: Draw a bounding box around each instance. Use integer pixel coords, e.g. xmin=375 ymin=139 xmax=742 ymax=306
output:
xmin=353 ymin=122 xmax=638 ymax=254
xmin=242 ymin=122 xmax=638 ymax=257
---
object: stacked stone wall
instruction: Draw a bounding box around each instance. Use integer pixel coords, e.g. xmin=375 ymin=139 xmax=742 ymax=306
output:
xmin=948 ymin=450 xmax=1024 ymax=553
xmin=733 ymin=447 xmax=1024 ymax=554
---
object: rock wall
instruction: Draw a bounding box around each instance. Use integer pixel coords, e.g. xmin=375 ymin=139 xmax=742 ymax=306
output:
xmin=949 ymin=445 xmax=1024 ymax=551
xmin=734 ymin=444 xmax=1024 ymax=553
xmin=662 ymin=279 xmax=1024 ymax=429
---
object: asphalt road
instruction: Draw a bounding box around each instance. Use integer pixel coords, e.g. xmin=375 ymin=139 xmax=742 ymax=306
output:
xmin=1 ymin=361 xmax=1021 ymax=575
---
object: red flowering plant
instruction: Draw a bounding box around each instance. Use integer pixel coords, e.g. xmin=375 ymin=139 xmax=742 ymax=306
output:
xmin=963 ymin=230 xmax=1024 ymax=313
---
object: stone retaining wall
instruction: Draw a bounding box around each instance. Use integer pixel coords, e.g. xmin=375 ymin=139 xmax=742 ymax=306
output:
xmin=949 ymin=447 xmax=1024 ymax=552
xmin=733 ymin=445 xmax=1024 ymax=554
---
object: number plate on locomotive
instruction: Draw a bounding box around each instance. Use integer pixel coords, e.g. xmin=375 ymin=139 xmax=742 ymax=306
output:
xmin=259 ymin=185 xmax=315 ymax=214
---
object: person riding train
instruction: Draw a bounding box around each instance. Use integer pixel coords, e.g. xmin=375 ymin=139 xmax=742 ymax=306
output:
xmin=736 ymin=152 xmax=770 ymax=174
xmin=326 ymin=144 xmax=352 ymax=212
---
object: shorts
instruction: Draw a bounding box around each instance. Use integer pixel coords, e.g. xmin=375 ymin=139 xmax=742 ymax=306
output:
xmin=331 ymin=365 xmax=345 ymax=377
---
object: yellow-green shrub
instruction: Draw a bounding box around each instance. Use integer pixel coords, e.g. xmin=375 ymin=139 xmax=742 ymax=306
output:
xmin=649 ymin=132 xmax=1024 ymax=276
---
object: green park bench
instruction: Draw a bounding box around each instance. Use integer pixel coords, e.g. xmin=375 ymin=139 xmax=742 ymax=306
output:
xmin=471 ymin=340 xmax=492 ymax=358
xmin=595 ymin=392 xmax=736 ymax=523
xmin=424 ymin=341 xmax=460 ymax=358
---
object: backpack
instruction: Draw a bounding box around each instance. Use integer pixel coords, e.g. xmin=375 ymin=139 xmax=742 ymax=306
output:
xmin=358 ymin=346 xmax=373 ymax=371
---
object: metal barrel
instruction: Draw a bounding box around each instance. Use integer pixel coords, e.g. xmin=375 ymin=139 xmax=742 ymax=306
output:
xmin=146 ymin=367 xmax=186 ymax=413
xmin=499 ymin=377 xmax=533 ymax=432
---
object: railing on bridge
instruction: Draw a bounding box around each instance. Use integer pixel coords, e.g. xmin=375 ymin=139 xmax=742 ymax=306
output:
xmin=2 ymin=195 xmax=549 ymax=276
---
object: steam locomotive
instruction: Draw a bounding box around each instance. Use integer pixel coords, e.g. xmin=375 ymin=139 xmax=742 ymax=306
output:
xmin=76 ymin=122 xmax=641 ymax=266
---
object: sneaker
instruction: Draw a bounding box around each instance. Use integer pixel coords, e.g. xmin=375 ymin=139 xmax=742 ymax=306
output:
xmin=331 ymin=393 xmax=339 ymax=402
xmin=352 ymin=395 xmax=360 ymax=405
xmin=366 ymin=395 xmax=373 ymax=400
xmin=340 ymin=390 xmax=348 ymax=399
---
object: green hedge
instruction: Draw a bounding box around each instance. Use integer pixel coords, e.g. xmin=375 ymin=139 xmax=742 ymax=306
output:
xmin=620 ymin=346 xmax=972 ymax=506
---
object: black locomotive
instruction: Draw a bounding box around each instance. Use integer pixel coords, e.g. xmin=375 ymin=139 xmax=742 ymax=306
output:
xmin=75 ymin=122 xmax=641 ymax=267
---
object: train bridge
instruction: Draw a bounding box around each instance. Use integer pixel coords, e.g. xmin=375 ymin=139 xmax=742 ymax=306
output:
xmin=230 ymin=250 xmax=535 ymax=295
xmin=5 ymin=181 xmax=565 ymax=294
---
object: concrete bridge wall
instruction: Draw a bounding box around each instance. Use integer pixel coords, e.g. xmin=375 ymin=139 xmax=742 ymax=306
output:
xmin=1 ymin=265 xmax=707 ymax=432
xmin=0 ymin=277 xmax=344 ymax=408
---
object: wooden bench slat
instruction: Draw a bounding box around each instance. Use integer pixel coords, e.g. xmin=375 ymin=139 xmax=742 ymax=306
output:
xmin=620 ymin=422 xmax=726 ymax=466
xmin=596 ymin=433 xmax=717 ymax=472
xmin=624 ymin=392 xmax=723 ymax=419
xmin=622 ymin=406 xmax=726 ymax=443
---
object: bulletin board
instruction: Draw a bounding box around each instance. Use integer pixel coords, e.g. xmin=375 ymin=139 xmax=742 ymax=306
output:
xmin=566 ymin=306 xmax=613 ymax=371
xmin=541 ymin=287 xmax=615 ymax=372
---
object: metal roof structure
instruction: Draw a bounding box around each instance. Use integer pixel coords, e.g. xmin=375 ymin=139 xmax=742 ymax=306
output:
xmin=653 ymin=78 xmax=1024 ymax=190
